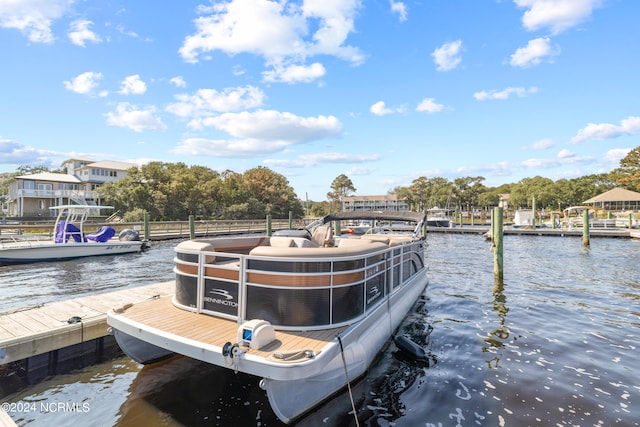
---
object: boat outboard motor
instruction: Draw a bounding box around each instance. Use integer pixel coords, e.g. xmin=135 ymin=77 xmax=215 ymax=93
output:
xmin=119 ymin=229 xmax=141 ymax=241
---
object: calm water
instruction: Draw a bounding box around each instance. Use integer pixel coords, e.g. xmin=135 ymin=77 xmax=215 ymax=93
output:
xmin=2 ymin=233 xmax=639 ymax=426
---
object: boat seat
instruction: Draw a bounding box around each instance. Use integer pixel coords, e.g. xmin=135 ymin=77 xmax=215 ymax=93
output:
xmin=269 ymin=236 xmax=297 ymax=247
xmin=269 ymin=236 xmax=319 ymax=248
xmin=249 ymin=240 xmax=388 ymax=257
xmin=338 ymin=236 xmax=389 ymax=247
xmin=310 ymin=224 xmax=334 ymax=247
xmin=359 ymin=235 xmax=391 ymax=244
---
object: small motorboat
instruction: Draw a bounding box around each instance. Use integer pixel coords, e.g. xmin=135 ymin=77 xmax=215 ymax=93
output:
xmin=0 ymin=205 xmax=145 ymax=264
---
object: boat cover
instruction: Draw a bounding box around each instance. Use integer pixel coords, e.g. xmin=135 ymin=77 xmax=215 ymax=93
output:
xmin=87 ymin=226 xmax=116 ymax=242
xmin=55 ymin=221 xmax=85 ymax=243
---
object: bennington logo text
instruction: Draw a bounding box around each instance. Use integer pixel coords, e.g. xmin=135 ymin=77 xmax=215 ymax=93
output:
xmin=204 ymin=289 xmax=238 ymax=307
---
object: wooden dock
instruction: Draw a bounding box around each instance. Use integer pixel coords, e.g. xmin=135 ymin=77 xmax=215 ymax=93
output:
xmin=0 ymin=281 xmax=173 ymax=369
xmin=426 ymin=226 xmax=632 ymax=238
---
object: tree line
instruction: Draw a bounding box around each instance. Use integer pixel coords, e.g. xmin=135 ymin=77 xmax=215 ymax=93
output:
xmin=2 ymin=146 xmax=640 ymax=220
xmin=328 ymin=147 xmax=640 ymax=216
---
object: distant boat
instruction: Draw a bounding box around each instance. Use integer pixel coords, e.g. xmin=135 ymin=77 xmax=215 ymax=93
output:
xmin=512 ymin=209 xmax=540 ymax=228
xmin=426 ymin=207 xmax=451 ymax=227
xmin=107 ymin=210 xmax=428 ymax=424
xmin=562 ymin=206 xmax=616 ymax=229
xmin=0 ymin=205 xmax=146 ymax=264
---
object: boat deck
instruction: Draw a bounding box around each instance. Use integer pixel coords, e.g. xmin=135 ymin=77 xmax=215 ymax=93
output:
xmin=118 ymin=296 xmax=347 ymax=359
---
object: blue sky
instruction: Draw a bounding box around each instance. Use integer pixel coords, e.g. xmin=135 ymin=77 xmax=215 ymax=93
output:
xmin=1 ymin=0 xmax=638 ymax=201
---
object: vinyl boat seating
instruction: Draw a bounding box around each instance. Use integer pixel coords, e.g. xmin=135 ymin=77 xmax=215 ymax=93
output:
xmin=0 ymin=205 xmax=146 ymax=264
xmin=107 ymin=211 xmax=428 ymax=423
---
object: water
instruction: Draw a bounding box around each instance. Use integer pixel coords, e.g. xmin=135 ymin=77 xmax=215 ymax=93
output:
xmin=2 ymin=233 xmax=639 ymax=426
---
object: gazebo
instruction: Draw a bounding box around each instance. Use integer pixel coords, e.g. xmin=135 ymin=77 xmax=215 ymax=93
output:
xmin=583 ymin=187 xmax=640 ymax=211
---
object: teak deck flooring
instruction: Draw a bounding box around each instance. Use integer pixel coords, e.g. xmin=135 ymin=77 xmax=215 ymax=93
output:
xmin=119 ymin=296 xmax=347 ymax=359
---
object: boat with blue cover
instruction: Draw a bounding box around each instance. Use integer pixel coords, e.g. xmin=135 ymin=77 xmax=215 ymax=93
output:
xmin=0 ymin=205 xmax=146 ymax=264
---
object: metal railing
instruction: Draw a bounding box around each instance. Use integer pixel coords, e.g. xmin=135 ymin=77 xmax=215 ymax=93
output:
xmin=0 ymin=218 xmax=298 ymax=240
xmin=173 ymin=239 xmax=426 ymax=329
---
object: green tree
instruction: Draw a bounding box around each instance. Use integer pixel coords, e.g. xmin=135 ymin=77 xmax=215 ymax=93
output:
xmin=450 ymin=176 xmax=486 ymax=213
xmin=327 ymin=174 xmax=356 ymax=208
xmin=242 ymin=166 xmax=304 ymax=218
xmin=609 ymin=146 xmax=640 ymax=191
xmin=509 ymin=176 xmax=557 ymax=209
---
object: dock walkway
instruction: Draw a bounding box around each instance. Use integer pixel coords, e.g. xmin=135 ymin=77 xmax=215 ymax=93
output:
xmin=0 ymin=281 xmax=173 ymax=366
xmin=426 ymin=226 xmax=631 ymax=238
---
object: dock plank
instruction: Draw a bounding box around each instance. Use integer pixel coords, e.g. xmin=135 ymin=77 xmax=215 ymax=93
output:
xmin=0 ymin=280 xmax=174 ymax=365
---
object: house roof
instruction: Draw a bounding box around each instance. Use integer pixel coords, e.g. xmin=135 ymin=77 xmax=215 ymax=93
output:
xmin=16 ymin=172 xmax=81 ymax=183
xmin=76 ymin=160 xmax=138 ymax=171
xmin=583 ymin=187 xmax=640 ymax=203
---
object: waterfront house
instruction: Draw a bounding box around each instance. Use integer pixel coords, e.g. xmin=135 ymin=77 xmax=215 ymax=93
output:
xmin=582 ymin=187 xmax=640 ymax=211
xmin=5 ymin=158 xmax=138 ymax=218
xmin=341 ymin=194 xmax=409 ymax=212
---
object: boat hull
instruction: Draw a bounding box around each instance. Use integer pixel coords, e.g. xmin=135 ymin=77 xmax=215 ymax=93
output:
xmin=109 ymin=271 xmax=427 ymax=423
xmin=0 ymin=241 xmax=144 ymax=263
xmin=263 ymin=271 xmax=427 ymax=423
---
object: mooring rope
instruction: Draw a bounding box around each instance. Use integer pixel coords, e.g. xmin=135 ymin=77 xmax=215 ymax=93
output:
xmin=337 ymin=335 xmax=360 ymax=427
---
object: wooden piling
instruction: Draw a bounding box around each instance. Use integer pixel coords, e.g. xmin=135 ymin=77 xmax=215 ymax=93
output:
xmin=583 ymin=210 xmax=590 ymax=247
xmin=266 ymin=214 xmax=272 ymax=236
xmin=189 ymin=215 xmax=195 ymax=239
xmin=531 ymin=195 xmax=536 ymax=229
xmin=492 ymin=207 xmax=504 ymax=283
xmin=143 ymin=211 xmax=150 ymax=241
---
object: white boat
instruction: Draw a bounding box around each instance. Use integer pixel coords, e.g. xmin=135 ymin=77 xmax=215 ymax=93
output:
xmin=107 ymin=210 xmax=428 ymax=424
xmin=0 ymin=205 xmax=146 ymax=264
xmin=426 ymin=207 xmax=451 ymax=227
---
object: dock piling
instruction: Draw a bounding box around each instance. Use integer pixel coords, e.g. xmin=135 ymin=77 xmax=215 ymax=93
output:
xmin=583 ymin=210 xmax=590 ymax=247
xmin=492 ymin=207 xmax=504 ymax=283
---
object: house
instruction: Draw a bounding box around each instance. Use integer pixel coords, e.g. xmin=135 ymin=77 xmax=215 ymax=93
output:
xmin=6 ymin=158 xmax=138 ymax=217
xmin=582 ymin=187 xmax=640 ymax=211
xmin=341 ymin=194 xmax=409 ymax=212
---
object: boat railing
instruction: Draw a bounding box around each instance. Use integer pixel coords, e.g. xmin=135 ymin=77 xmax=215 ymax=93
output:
xmin=173 ymin=237 xmax=426 ymax=330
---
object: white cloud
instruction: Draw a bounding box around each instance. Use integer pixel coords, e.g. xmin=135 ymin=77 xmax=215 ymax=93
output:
xmin=68 ymin=20 xmax=101 ymax=47
xmin=178 ymin=0 xmax=364 ymax=79
xmin=201 ymin=110 xmax=342 ymax=142
xmin=432 ymin=40 xmax=462 ymax=71
xmin=0 ymin=0 xmax=73 ymax=43
xmin=63 ymin=71 xmax=103 ymax=95
xmin=529 ymin=138 xmax=554 ymax=150
xmin=169 ymin=76 xmax=187 ymax=88
xmin=166 ymin=86 xmax=266 ymax=120
xmin=370 ymin=101 xmax=393 ymax=116
xmin=416 ymin=98 xmax=444 ymax=113
xmin=473 ymin=86 xmax=538 ymax=101
xmin=263 ymin=62 xmax=326 ymax=84
xmin=0 ymin=139 xmax=60 ymax=167
xmin=557 ymin=148 xmax=574 ymax=159
xmin=514 ymin=0 xmax=604 ymax=35
xmin=172 ymin=110 xmax=343 ymax=158
xmin=105 ymin=102 xmax=167 ymax=132
xmin=570 ymin=116 xmax=640 ymax=144
xmin=390 ymin=1 xmax=408 ymax=22
xmin=370 ymin=101 xmax=406 ymax=116
xmin=118 ymin=75 xmax=147 ymax=95
xmin=265 ymin=152 xmax=381 ymax=168
xmin=602 ymin=148 xmax=631 ymax=164
xmin=510 ymin=37 xmax=560 ymax=68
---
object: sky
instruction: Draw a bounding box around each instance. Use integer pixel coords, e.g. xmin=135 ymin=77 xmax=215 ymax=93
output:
xmin=1 ymin=0 xmax=639 ymax=201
